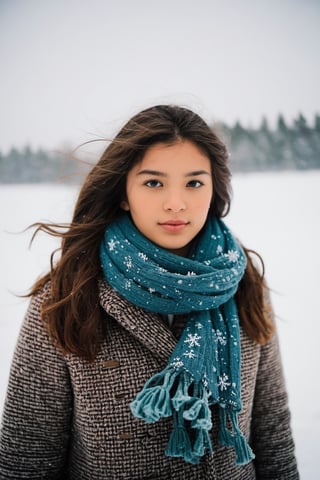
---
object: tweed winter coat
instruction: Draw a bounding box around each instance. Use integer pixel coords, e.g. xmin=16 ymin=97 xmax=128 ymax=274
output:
xmin=0 ymin=280 xmax=299 ymax=479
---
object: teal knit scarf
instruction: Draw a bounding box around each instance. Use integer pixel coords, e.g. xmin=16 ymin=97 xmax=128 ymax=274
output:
xmin=100 ymin=214 xmax=255 ymax=465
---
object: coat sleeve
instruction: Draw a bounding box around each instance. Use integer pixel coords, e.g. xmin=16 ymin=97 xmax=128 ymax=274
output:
xmin=251 ymin=296 xmax=299 ymax=479
xmin=0 ymin=286 xmax=72 ymax=479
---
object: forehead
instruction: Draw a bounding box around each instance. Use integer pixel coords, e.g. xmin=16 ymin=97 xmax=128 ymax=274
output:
xmin=138 ymin=140 xmax=211 ymax=169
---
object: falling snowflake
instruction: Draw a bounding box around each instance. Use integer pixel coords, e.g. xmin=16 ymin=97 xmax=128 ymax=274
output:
xmin=183 ymin=349 xmax=197 ymax=359
xmin=195 ymin=322 xmax=203 ymax=329
xmin=108 ymin=239 xmax=117 ymax=251
xmin=148 ymin=287 xmax=156 ymax=294
xmin=226 ymin=250 xmax=239 ymax=262
xmin=218 ymin=373 xmax=231 ymax=391
xmin=138 ymin=252 xmax=148 ymax=261
xmin=184 ymin=333 xmax=201 ymax=348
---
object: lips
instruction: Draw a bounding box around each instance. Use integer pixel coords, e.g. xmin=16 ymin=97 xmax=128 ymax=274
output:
xmin=158 ymin=220 xmax=189 ymax=232
xmin=159 ymin=220 xmax=188 ymax=226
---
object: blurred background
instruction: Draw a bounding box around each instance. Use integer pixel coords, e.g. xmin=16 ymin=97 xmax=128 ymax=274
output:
xmin=1 ymin=0 xmax=319 ymax=478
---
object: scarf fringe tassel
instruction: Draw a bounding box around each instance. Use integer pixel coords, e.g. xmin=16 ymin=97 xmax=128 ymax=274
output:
xmin=218 ymin=409 xmax=255 ymax=465
xmin=131 ymin=368 xmax=251 ymax=465
xmin=130 ymin=368 xmax=213 ymax=464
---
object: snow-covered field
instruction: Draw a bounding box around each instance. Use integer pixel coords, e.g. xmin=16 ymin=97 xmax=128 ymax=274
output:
xmin=1 ymin=171 xmax=319 ymax=479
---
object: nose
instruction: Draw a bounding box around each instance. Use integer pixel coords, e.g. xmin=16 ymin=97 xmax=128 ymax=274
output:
xmin=163 ymin=191 xmax=186 ymax=212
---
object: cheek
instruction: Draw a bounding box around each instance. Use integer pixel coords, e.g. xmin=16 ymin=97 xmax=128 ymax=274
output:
xmin=195 ymin=193 xmax=213 ymax=211
xmin=193 ymin=199 xmax=212 ymax=224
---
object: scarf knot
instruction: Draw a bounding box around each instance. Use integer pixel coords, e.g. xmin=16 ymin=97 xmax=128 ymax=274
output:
xmin=100 ymin=214 xmax=254 ymax=465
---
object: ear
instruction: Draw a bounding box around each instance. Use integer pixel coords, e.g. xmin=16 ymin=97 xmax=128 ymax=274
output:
xmin=120 ymin=200 xmax=130 ymax=211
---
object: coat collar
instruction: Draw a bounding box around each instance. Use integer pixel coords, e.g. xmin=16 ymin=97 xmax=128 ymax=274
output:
xmin=99 ymin=279 xmax=177 ymax=362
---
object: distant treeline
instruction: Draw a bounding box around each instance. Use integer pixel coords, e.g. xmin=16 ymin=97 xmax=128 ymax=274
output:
xmin=0 ymin=146 xmax=89 ymax=184
xmin=1 ymin=113 xmax=319 ymax=183
xmin=217 ymin=113 xmax=320 ymax=172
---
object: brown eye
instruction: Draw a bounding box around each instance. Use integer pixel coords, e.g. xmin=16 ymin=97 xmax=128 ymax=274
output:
xmin=144 ymin=180 xmax=163 ymax=188
xmin=187 ymin=180 xmax=203 ymax=188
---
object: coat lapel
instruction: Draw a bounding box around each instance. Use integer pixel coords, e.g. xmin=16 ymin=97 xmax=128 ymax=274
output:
xmin=99 ymin=280 xmax=177 ymax=362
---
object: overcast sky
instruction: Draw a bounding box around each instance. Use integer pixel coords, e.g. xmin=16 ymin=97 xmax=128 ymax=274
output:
xmin=0 ymin=0 xmax=319 ymax=153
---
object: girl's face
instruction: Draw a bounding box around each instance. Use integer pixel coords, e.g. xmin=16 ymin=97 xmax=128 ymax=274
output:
xmin=122 ymin=140 xmax=213 ymax=256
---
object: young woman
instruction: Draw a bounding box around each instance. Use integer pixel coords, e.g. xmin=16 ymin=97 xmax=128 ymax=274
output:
xmin=0 ymin=105 xmax=299 ymax=479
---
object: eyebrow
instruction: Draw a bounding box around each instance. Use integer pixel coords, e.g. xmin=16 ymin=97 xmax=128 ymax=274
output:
xmin=137 ymin=169 xmax=211 ymax=177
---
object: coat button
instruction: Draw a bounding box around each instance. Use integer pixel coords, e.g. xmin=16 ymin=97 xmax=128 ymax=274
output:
xmin=114 ymin=392 xmax=126 ymax=400
xmin=119 ymin=432 xmax=133 ymax=440
xmin=102 ymin=359 xmax=120 ymax=369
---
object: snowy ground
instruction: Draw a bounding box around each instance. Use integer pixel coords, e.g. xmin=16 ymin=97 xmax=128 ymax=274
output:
xmin=1 ymin=172 xmax=319 ymax=479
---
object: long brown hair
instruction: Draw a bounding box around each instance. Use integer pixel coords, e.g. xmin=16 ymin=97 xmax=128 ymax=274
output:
xmin=29 ymin=105 xmax=274 ymax=360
